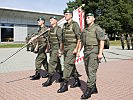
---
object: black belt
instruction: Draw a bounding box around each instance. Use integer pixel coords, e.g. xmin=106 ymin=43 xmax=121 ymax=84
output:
xmin=85 ymin=45 xmax=98 ymax=49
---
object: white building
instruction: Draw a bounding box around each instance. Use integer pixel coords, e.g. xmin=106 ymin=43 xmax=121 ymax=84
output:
xmin=0 ymin=7 xmax=63 ymax=43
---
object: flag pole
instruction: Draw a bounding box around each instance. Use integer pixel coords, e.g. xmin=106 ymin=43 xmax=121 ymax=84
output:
xmin=0 ymin=28 xmax=50 ymax=65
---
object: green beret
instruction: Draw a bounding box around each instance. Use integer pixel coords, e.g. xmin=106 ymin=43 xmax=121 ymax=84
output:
xmin=37 ymin=17 xmax=45 ymax=21
xmin=86 ymin=13 xmax=94 ymax=17
xmin=64 ymin=9 xmax=73 ymax=14
xmin=50 ymin=16 xmax=58 ymax=20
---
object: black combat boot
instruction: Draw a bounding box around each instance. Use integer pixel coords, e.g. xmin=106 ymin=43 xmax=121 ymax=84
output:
xmin=70 ymin=77 xmax=81 ymax=88
xmin=58 ymin=71 xmax=64 ymax=83
xmin=29 ymin=74 xmax=35 ymax=78
xmin=57 ymin=81 xmax=68 ymax=93
xmin=42 ymin=75 xmax=53 ymax=87
xmin=42 ymin=73 xmax=49 ymax=78
xmin=91 ymin=84 xmax=98 ymax=94
xmin=81 ymin=87 xmax=92 ymax=99
xmin=30 ymin=71 xmax=41 ymax=80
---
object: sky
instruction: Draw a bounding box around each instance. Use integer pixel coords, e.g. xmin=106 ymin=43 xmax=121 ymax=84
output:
xmin=0 ymin=0 xmax=74 ymax=14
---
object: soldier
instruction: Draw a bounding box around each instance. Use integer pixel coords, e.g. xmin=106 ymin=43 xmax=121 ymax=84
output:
xmin=25 ymin=34 xmax=31 ymax=51
xmin=42 ymin=16 xmax=64 ymax=87
xmin=29 ymin=17 xmax=49 ymax=80
xmin=80 ymin=13 xmax=105 ymax=99
xmin=120 ymin=34 xmax=125 ymax=50
xmin=57 ymin=9 xmax=81 ymax=93
xmin=131 ymin=34 xmax=133 ymax=50
xmin=126 ymin=34 xmax=131 ymax=50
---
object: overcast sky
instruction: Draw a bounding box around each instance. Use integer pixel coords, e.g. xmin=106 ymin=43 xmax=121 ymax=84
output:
xmin=0 ymin=0 xmax=74 ymax=14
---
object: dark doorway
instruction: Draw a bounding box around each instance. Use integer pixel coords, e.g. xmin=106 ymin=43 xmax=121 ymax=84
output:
xmin=1 ymin=28 xmax=14 ymax=42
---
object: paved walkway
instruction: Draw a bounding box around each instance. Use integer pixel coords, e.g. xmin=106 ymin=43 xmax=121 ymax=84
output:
xmin=0 ymin=46 xmax=133 ymax=100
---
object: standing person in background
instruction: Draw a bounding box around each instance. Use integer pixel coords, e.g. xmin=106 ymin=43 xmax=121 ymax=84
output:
xmin=131 ymin=34 xmax=133 ymax=50
xmin=126 ymin=34 xmax=131 ymax=50
xmin=25 ymin=34 xmax=31 ymax=51
xmin=120 ymin=34 xmax=125 ymax=50
xmin=80 ymin=13 xmax=105 ymax=99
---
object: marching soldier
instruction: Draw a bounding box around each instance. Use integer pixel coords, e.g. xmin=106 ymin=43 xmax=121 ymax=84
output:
xmin=42 ymin=16 xmax=64 ymax=87
xmin=80 ymin=13 xmax=105 ymax=99
xmin=57 ymin=9 xmax=81 ymax=93
xmin=120 ymin=34 xmax=125 ymax=50
xmin=126 ymin=34 xmax=131 ymax=50
xmin=29 ymin=17 xmax=49 ymax=80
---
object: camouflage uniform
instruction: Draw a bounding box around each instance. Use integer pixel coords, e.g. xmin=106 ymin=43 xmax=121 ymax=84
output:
xmin=25 ymin=34 xmax=31 ymax=51
xmin=126 ymin=34 xmax=131 ymax=50
xmin=62 ymin=20 xmax=81 ymax=81
xmin=34 ymin=26 xmax=48 ymax=72
xmin=131 ymin=34 xmax=133 ymax=50
xmin=48 ymin=26 xmax=63 ymax=75
xmin=81 ymin=24 xmax=105 ymax=88
xmin=120 ymin=34 xmax=125 ymax=49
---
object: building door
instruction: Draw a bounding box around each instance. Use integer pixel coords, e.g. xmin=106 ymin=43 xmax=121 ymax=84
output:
xmin=1 ymin=28 xmax=14 ymax=42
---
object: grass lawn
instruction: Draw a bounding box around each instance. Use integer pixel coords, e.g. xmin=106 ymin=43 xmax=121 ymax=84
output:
xmin=109 ymin=40 xmax=121 ymax=46
xmin=0 ymin=43 xmax=25 ymax=48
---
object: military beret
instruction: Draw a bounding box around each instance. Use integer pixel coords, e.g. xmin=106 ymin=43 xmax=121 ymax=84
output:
xmin=37 ymin=17 xmax=45 ymax=21
xmin=50 ymin=16 xmax=58 ymax=20
xmin=64 ymin=9 xmax=73 ymax=14
xmin=86 ymin=13 xmax=94 ymax=17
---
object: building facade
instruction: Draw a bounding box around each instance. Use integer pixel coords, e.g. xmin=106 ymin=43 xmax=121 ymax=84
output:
xmin=0 ymin=8 xmax=63 ymax=43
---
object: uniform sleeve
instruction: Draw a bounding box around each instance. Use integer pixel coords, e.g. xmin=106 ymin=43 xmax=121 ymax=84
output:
xmin=57 ymin=27 xmax=63 ymax=43
xmin=80 ymin=30 xmax=86 ymax=46
xmin=73 ymin=22 xmax=81 ymax=40
xmin=96 ymin=26 xmax=105 ymax=41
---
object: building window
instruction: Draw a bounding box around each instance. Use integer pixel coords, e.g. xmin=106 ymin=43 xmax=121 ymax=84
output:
xmin=1 ymin=28 xmax=14 ymax=42
xmin=0 ymin=23 xmax=14 ymax=27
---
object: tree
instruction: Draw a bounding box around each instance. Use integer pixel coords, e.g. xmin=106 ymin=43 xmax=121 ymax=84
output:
xmin=66 ymin=0 xmax=133 ymax=40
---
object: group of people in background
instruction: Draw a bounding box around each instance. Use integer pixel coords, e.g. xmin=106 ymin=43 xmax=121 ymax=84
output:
xmin=120 ymin=33 xmax=133 ymax=50
xmin=25 ymin=9 xmax=105 ymax=99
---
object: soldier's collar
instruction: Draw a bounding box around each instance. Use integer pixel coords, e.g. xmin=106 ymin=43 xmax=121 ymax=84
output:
xmin=87 ymin=23 xmax=95 ymax=30
xmin=67 ymin=20 xmax=73 ymax=26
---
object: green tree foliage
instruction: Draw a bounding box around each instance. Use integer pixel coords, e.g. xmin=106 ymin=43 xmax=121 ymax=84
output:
xmin=66 ymin=0 xmax=133 ymax=39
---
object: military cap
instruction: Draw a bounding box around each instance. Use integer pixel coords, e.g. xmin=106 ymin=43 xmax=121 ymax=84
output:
xmin=50 ymin=16 xmax=58 ymax=20
xmin=37 ymin=16 xmax=45 ymax=21
xmin=64 ymin=8 xmax=73 ymax=14
xmin=86 ymin=13 xmax=94 ymax=17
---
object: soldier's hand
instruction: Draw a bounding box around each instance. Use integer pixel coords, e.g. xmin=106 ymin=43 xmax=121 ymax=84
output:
xmin=76 ymin=52 xmax=80 ymax=58
xmin=73 ymin=48 xmax=77 ymax=54
xmin=28 ymin=35 xmax=38 ymax=44
xmin=45 ymin=48 xmax=49 ymax=53
xmin=58 ymin=49 xmax=62 ymax=57
xmin=98 ymin=53 xmax=103 ymax=60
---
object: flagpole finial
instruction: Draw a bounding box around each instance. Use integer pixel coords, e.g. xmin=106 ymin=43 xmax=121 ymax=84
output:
xmin=81 ymin=4 xmax=85 ymax=7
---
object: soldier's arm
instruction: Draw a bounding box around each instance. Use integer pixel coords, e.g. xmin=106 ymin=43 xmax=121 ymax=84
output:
xmin=57 ymin=27 xmax=64 ymax=53
xmin=73 ymin=22 xmax=81 ymax=53
xmin=77 ymin=30 xmax=85 ymax=57
xmin=96 ymin=26 xmax=105 ymax=59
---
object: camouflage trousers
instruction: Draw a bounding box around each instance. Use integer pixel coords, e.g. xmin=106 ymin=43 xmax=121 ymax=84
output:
xmin=48 ymin=49 xmax=62 ymax=75
xmin=63 ymin=44 xmax=79 ymax=81
xmin=84 ymin=52 xmax=99 ymax=88
xmin=35 ymin=46 xmax=48 ymax=72
xmin=121 ymin=42 xmax=124 ymax=49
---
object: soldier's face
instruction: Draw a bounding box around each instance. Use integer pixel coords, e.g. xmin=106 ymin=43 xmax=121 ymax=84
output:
xmin=50 ymin=18 xmax=57 ymax=26
xmin=64 ymin=13 xmax=72 ymax=21
xmin=37 ymin=20 xmax=44 ymax=26
xmin=86 ymin=16 xmax=95 ymax=25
